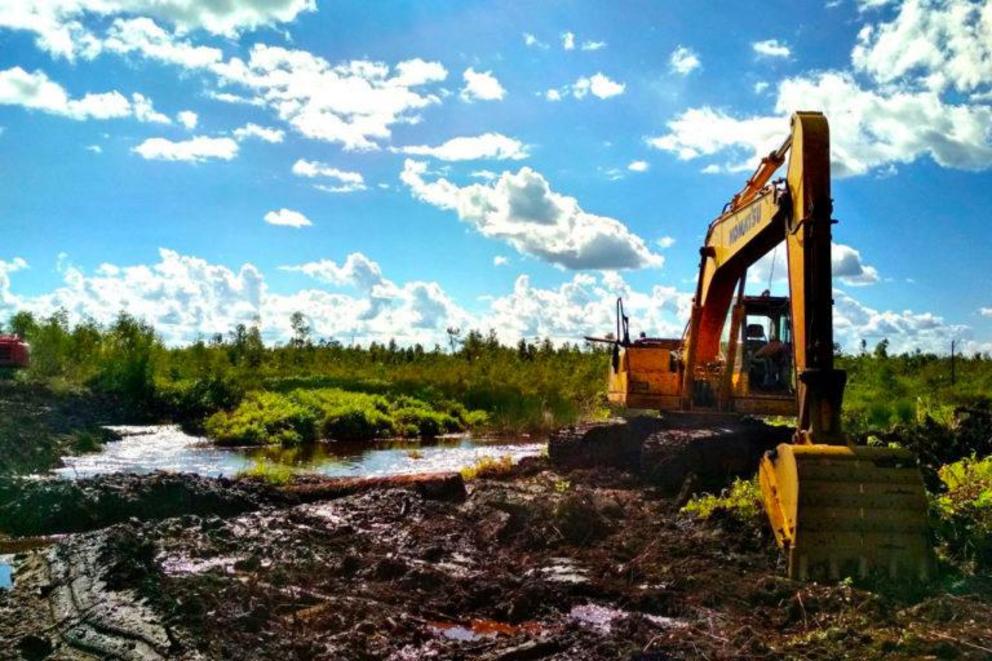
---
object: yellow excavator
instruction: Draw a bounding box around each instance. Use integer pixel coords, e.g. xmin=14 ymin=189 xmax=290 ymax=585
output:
xmin=602 ymin=112 xmax=931 ymax=581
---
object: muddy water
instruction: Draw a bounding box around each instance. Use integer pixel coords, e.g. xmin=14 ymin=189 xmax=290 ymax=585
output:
xmin=54 ymin=425 xmax=545 ymax=480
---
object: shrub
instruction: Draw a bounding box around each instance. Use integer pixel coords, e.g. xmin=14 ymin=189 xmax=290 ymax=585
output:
xmin=682 ymin=477 xmax=764 ymax=525
xmin=931 ymin=455 xmax=992 ymax=571
xmin=204 ymin=391 xmax=318 ymax=446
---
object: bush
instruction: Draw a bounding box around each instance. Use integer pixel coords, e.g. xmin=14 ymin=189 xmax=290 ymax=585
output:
xmin=682 ymin=477 xmax=764 ymax=525
xmin=931 ymin=455 xmax=992 ymax=571
xmin=238 ymin=458 xmax=294 ymax=485
xmin=204 ymin=391 xmax=318 ymax=446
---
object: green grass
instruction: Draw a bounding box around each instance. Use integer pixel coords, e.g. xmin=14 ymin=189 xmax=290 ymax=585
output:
xmin=460 ymin=455 xmax=514 ymax=480
xmin=237 ymin=458 xmax=294 ymax=485
xmin=931 ymin=454 xmax=992 ymax=571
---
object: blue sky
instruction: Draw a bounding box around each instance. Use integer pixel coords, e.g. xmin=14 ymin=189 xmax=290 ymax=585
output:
xmin=0 ymin=0 xmax=990 ymax=352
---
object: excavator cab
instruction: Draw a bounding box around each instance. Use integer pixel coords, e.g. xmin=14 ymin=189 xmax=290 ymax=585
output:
xmin=737 ymin=294 xmax=793 ymax=395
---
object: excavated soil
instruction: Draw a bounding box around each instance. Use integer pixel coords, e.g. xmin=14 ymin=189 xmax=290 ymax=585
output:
xmin=1 ymin=452 xmax=991 ymax=660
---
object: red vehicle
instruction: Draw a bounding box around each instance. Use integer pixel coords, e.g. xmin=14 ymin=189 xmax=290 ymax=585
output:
xmin=0 ymin=335 xmax=30 ymax=369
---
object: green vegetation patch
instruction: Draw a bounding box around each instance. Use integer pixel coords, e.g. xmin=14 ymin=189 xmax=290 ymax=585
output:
xmin=205 ymin=387 xmax=487 ymax=446
xmin=932 ymin=454 xmax=992 ymax=571
xmin=682 ymin=477 xmax=764 ymax=526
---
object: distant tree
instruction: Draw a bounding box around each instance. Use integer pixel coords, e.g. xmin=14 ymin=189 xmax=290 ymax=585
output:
xmin=446 ymin=326 xmax=462 ymax=353
xmin=289 ymin=312 xmax=312 ymax=349
xmin=9 ymin=311 xmax=37 ymax=338
xmin=874 ymin=338 xmax=890 ymax=360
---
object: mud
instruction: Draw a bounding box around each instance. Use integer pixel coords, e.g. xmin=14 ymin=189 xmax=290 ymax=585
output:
xmin=1 ymin=454 xmax=990 ymax=659
xmin=549 ymin=415 xmax=793 ymax=495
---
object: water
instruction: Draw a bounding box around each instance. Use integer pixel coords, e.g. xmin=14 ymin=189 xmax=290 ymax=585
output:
xmin=0 ymin=555 xmax=12 ymax=590
xmin=54 ymin=425 xmax=545 ymax=480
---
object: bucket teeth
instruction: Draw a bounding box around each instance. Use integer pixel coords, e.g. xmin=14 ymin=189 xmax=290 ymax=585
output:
xmin=760 ymin=443 xmax=932 ymax=581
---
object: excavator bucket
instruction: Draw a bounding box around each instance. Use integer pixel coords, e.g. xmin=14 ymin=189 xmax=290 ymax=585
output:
xmin=760 ymin=444 xmax=932 ymax=581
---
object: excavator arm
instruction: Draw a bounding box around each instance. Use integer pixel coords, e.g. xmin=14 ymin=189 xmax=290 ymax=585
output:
xmin=683 ymin=112 xmax=931 ymax=580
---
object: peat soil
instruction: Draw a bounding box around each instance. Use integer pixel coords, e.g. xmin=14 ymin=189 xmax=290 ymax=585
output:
xmin=2 ymin=454 xmax=991 ymax=659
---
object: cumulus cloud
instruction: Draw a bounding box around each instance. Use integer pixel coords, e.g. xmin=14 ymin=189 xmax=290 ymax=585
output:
xmin=561 ymin=31 xmax=576 ymax=50
xmin=980 ymin=307 xmax=992 ymax=318
xmin=264 ymin=208 xmax=312 ymax=228
xmin=102 ymin=17 xmax=224 ymax=68
xmin=670 ymin=46 xmax=701 ymax=75
xmin=581 ymin=40 xmax=606 ymax=51
xmin=831 ymin=242 xmax=880 ymax=285
xmin=752 ymin=39 xmax=791 ymax=58
xmin=392 ymin=133 xmax=528 ymax=161
xmin=545 ymin=89 xmax=562 ymax=102
xmin=0 ymin=250 xmax=984 ymax=353
xmin=648 ymin=72 xmax=992 ymax=176
xmin=628 ymin=160 xmax=649 ymax=172
xmin=573 ymin=73 xmax=625 ymax=98
xmin=852 ymin=0 xmax=992 ymax=93
xmin=523 ymin=33 xmax=548 ymax=49
xmin=291 ymin=159 xmax=366 ymax=193
xmin=0 ymin=0 xmax=314 ymax=59
xmin=232 ymin=123 xmax=284 ymax=143
xmin=133 ymin=135 xmax=238 ymax=162
xmin=0 ymin=66 xmax=168 ymax=123
xmin=177 ymin=110 xmax=198 ymax=129
xmin=657 ymin=236 xmax=676 ymax=249
xmin=400 ymin=159 xmax=662 ymax=270
xmin=493 ymin=256 xmax=509 ymax=266
xmin=460 ymin=67 xmax=506 ymax=102
xmin=212 ymin=46 xmax=447 ymax=150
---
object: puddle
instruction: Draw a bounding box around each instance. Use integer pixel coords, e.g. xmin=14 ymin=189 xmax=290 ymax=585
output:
xmin=429 ymin=618 xmax=541 ymax=642
xmin=569 ymin=603 xmax=685 ymax=633
xmin=0 ymin=555 xmax=13 ymax=590
xmin=54 ymin=425 xmax=544 ymax=480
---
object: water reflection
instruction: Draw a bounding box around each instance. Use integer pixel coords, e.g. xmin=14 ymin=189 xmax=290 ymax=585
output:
xmin=55 ymin=426 xmax=544 ymax=480
xmin=0 ymin=555 xmax=12 ymax=590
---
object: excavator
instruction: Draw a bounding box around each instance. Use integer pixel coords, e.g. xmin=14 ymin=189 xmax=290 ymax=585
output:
xmin=598 ymin=112 xmax=931 ymax=581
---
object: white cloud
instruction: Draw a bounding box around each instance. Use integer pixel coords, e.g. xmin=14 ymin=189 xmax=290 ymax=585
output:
xmin=177 ymin=110 xmax=198 ymax=129
xmin=460 ymin=67 xmax=506 ymax=102
xmin=232 ymin=123 xmax=284 ymax=143
xmin=852 ymin=0 xmax=992 ymax=93
xmin=545 ymin=88 xmax=562 ymax=102
xmin=481 ymin=272 xmax=690 ymax=346
xmin=493 ymin=256 xmax=509 ymax=266
xmin=85 ymin=144 xmax=102 ymax=153
xmin=980 ymin=307 xmax=992 ymax=318
xmin=133 ymin=136 xmax=239 ymax=162
xmin=0 ymin=0 xmax=315 ymax=59
xmin=670 ymin=46 xmax=701 ymax=75
xmin=754 ymin=81 xmax=770 ymax=94
xmin=214 ymin=46 xmax=447 ymax=150
xmin=291 ymin=159 xmax=366 ymax=193
xmin=647 ymin=72 xmax=992 ymax=176
xmin=752 ymin=39 xmax=791 ymax=58
xmin=562 ymin=31 xmax=576 ymax=50
xmin=627 ymin=160 xmax=649 ymax=172
xmin=572 ymin=73 xmax=625 ymax=99
xmin=831 ymin=242 xmax=880 ymax=285
xmin=0 ymin=250 xmax=985 ymax=353
xmin=400 ymin=159 xmax=663 ymax=270
xmin=264 ymin=208 xmax=312 ymax=228
xmin=205 ymin=91 xmax=264 ymax=106
xmin=657 ymin=236 xmax=676 ymax=249
xmin=523 ymin=33 xmax=548 ymax=49
xmin=581 ymin=40 xmax=606 ymax=51
xmin=0 ymin=67 xmax=169 ymax=123
xmin=102 ymin=17 xmax=224 ymax=68
xmin=392 ymin=133 xmax=528 ymax=161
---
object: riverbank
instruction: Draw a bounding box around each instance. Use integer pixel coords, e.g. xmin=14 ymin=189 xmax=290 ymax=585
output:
xmin=2 ymin=457 xmax=990 ymax=659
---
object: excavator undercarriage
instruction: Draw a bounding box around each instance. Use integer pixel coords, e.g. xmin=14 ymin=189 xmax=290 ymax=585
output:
xmin=574 ymin=112 xmax=932 ymax=581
